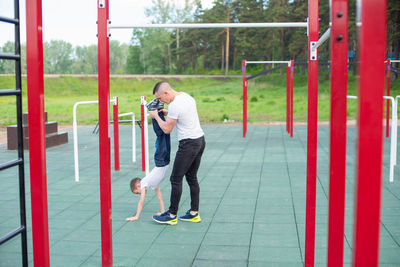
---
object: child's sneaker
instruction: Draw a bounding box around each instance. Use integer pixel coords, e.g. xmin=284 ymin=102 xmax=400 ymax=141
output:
xmin=152 ymin=211 xmax=177 ymax=225
xmin=179 ymin=210 xmax=201 ymax=223
xmin=146 ymin=98 xmax=164 ymax=111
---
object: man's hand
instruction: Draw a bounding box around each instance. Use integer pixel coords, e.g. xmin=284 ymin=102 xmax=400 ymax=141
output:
xmin=148 ymin=110 xmax=158 ymax=119
xmin=126 ymin=216 xmax=139 ymax=221
xmin=160 ymin=109 xmax=168 ymax=116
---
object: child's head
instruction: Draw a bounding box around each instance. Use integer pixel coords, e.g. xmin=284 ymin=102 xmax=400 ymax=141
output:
xmin=130 ymin=177 xmax=141 ymax=194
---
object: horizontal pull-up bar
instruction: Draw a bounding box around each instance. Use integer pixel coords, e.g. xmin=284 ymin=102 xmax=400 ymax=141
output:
xmin=247 ymin=64 xmax=285 ymax=80
xmin=246 ymin=61 xmax=291 ymax=65
xmin=108 ymin=22 xmax=308 ymax=30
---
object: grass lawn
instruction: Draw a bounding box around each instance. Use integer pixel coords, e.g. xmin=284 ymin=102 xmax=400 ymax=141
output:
xmin=0 ymin=71 xmax=398 ymax=126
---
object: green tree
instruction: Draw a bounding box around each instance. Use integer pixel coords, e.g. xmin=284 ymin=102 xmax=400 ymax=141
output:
xmin=43 ymin=40 xmax=73 ymax=74
xmin=126 ymin=45 xmax=144 ymax=74
xmin=110 ymin=41 xmax=129 ymax=74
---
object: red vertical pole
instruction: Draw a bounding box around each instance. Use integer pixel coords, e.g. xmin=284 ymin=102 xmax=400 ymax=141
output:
xmin=141 ymin=99 xmax=146 ymax=171
xmin=97 ymin=0 xmax=113 ymax=266
xmin=290 ymin=60 xmax=294 ymax=137
xmin=242 ymin=60 xmax=247 ymax=138
xmin=286 ymin=64 xmax=290 ymax=134
xmin=26 ymin=0 xmax=50 ymax=266
xmin=386 ymin=59 xmax=391 ymax=138
xmin=113 ymin=97 xmax=120 ymax=171
xmin=327 ymin=0 xmax=348 ymax=266
xmin=352 ymin=0 xmax=386 ymax=266
xmin=305 ymin=0 xmax=319 ymax=266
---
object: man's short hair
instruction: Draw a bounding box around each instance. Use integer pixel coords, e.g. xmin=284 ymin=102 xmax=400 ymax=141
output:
xmin=153 ymin=81 xmax=169 ymax=94
xmin=130 ymin=177 xmax=141 ymax=191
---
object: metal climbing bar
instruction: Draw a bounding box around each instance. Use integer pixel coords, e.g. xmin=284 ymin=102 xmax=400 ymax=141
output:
xmin=109 ymin=22 xmax=308 ymax=30
xmin=245 ymin=60 xmax=290 ymax=64
xmin=0 ymin=158 xmax=23 ymax=171
xmin=0 ymin=89 xmax=22 ymax=96
xmin=0 ymin=15 xmax=19 ymax=24
xmin=0 ymin=52 xmax=20 ymax=60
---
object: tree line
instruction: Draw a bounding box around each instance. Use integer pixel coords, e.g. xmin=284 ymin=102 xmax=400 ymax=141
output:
xmin=0 ymin=40 xmax=128 ymax=74
xmin=0 ymin=0 xmax=398 ymax=75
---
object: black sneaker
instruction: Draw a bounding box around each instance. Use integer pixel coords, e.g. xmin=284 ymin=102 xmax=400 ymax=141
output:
xmin=146 ymin=98 xmax=164 ymax=111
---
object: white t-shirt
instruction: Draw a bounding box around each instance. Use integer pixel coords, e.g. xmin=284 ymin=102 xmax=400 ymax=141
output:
xmin=167 ymin=92 xmax=204 ymax=141
xmin=140 ymin=165 xmax=169 ymax=190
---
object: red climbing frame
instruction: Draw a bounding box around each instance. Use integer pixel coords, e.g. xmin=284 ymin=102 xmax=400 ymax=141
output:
xmin=352 ymin=0 xmax=386 ymax=266
xmin=97 ymin=0 xmax=113 ymax=266
xmin=327 ymin=0 xmax=348 ymax=266
xmin=141 ymin=99 xmax=146 ymax=172
xmin=26 ymin=0 xmax=50 ymax=266
xmin=304 ymin=0 xmax=319 ymax=266
xmin=386 ymin=59 xmax=391 ymax=138
xmin=242 ymin=60 xmax=247 ymax=138
xmin=290 ymin=60 xmax=294 ymax=137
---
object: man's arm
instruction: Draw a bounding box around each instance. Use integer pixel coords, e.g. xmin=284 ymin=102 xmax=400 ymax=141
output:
xmin=155 ymin=186 xmax=165 ymax=215
xmin=126 ymin=187 xmax=146 ymax=221
xmin=149 ymin=110 xmax=177 ymax=134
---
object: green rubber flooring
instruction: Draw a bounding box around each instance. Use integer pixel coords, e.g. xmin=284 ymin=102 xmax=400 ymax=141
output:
xmin=1 ymin=125 xmax=400 ymax=266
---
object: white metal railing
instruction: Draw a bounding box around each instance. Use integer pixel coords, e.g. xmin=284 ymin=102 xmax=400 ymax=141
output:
xmin=73 ymin=97 xmax=117 ymax=182
xmin=118 ymin=112 xmax=136 ymax=163
xmin=347 ymin=95 xmax=397 ymax=182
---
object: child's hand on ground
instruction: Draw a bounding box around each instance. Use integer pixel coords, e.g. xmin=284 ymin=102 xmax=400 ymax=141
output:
xmin=126 ymin=216 xmax=139 ymax=221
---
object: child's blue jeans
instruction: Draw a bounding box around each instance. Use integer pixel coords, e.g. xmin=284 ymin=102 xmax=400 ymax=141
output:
xmin=152 ymin=112 xmax=171 ymax=167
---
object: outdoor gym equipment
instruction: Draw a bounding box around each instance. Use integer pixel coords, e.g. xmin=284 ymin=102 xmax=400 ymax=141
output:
xmin=348 ymin=95 xmax=398 ymax=183
xmin=73 ymin=97 xmax=118 ymax=182
xmin=23 ymin=0 xmax=389 ymax=266
xmin=242 ymin=60 xmax=294 ymax=138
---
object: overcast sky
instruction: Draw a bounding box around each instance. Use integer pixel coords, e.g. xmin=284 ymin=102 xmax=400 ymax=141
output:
xmin=0 ymin=0 xmax=214 ymax=47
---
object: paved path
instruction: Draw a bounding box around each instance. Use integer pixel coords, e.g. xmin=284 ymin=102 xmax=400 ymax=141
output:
xmin=1 ymin=125 xmax=399 ymax=266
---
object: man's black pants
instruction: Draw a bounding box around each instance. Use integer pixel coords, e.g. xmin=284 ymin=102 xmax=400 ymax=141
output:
xmin=169 ymin=136 xmax=205 ymax=215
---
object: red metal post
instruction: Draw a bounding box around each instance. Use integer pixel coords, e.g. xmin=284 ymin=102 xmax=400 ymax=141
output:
xmin=386 ymin=59 xmax=391 ymax=138
xmin=352 ymin=0 xmax=386 ymax=266
xmin=26 ymin=0 xmax=50 ymax=266
xmin=305 ymin=0 xmax=319 ymax=266
xmin=290 ymin=60 xmax=294 ymax=137
xmin=97 ymin=0 xmax=113 ymax=266
xmin=113 ymin=97 xmax=120 ymax=171
xmin=327 ymin=0 xmax=348 ymax=266
xmin=242 ymin=60 xmax=247 ymax=138
xmin=286 ymin=64 xmax=290 ymax=134
xmin=141 ymin=100 xmax=146 ymax=171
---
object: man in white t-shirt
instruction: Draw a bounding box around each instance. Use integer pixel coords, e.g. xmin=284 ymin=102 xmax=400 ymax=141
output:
xmin=149 ymin=81 xmax=206 ymax=225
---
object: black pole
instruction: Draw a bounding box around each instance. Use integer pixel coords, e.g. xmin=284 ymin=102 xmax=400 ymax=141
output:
xmin=14 ymin=0 xmax=28 ymax=265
